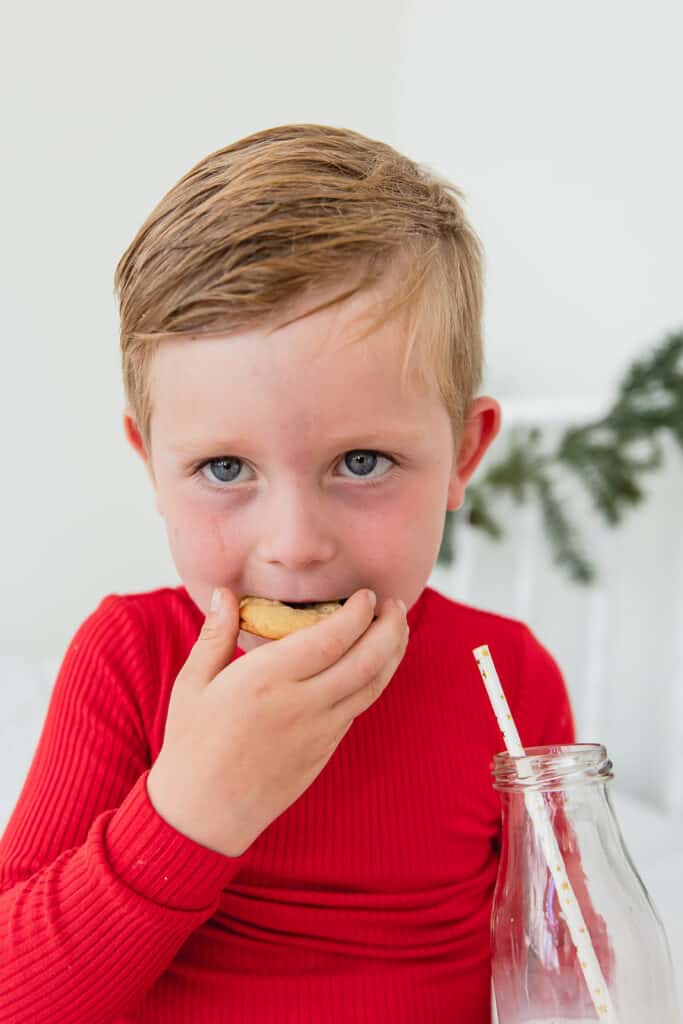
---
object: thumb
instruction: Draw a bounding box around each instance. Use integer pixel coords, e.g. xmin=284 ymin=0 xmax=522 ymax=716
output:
xmin=185 ymin=587 xmax=241 ymax=688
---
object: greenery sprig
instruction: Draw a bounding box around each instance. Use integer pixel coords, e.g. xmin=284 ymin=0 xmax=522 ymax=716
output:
xmin=438 ymin=328 xmax=683 ymax=584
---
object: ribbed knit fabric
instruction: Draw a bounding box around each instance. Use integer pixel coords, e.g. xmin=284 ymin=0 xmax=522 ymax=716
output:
xmin=0 ymin=585 xmax=575 ymax=1023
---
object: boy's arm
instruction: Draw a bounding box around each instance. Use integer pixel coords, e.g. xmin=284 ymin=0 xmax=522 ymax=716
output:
xmin=0 ymin=596 xmax=251 ymax=1024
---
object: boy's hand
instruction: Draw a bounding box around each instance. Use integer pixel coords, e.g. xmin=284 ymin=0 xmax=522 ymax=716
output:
xmin=146 ymin=587 xmax=409 ymax=857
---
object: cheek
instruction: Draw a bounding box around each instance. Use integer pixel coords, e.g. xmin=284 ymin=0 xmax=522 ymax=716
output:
xmin=383 ymin=480 xmax=440 ymax=523
xmin=369 ymin=480 xmax=448 ymax=558
xmin=164 ymin=500 xmax=232 ymax=574
xmin=344 ymin=494 xmax=419 ymax=554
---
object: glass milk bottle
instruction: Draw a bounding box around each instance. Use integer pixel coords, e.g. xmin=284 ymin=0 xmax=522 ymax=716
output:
xmin=490 ymin=744 xmax=679 ymax=1024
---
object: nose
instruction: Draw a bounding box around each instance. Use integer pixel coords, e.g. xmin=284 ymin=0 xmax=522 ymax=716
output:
xmin=256 ymin=485 xmax=337 ymax=569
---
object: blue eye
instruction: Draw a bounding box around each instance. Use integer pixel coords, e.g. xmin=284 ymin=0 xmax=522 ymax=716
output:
xmin=200 ymin=457 xmax=243 ymax=484
xmin=339 ymin=450 xmax=392 ymax=479
xmin=197 ymin=450 xmax=395 ymax=486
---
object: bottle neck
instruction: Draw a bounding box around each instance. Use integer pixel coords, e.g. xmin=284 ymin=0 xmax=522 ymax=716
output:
xmin=492 ymin=744 xmax=613 ymax=793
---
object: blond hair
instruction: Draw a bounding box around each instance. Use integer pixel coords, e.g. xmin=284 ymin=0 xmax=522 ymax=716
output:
xmin=114 ymin=123 xmax=484 ymax=452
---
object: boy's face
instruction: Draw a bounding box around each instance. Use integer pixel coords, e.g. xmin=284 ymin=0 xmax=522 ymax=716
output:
xmin=125 ymin=274 xmax=501 ymax=652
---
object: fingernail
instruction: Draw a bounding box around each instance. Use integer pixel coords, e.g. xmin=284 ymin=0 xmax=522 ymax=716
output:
xmin=210 ymin=588 xmax=222 ymax=613
xmin=396 ymin=599 xmax=407 ymax=615
xmin=367 ymin=590 xmax=377 ymax=610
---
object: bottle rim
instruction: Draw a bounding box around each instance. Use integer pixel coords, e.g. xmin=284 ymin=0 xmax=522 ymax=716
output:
xmin=492 ymin=743 xmax=613 ymax=791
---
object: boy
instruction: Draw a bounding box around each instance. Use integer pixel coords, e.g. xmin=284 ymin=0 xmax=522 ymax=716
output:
xmin=0 ymin=124 xmax=575 ymax=1023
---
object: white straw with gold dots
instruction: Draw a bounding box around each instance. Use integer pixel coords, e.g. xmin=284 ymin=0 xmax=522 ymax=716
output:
xmin=473 ymin=644 xmax=619 ymax=1022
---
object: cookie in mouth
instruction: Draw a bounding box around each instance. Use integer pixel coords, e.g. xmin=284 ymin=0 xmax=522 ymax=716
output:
xmin=238 ymin=595 xmax=350 ymax=639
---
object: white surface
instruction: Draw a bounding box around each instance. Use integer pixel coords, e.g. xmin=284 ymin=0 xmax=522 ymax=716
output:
xmin=0 ymin=656 xmax=61 ymax=835
xmin=611 ymin=787 xmax=683 ymax=1003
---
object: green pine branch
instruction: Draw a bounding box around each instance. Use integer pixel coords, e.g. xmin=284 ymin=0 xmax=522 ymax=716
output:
xmin=438 ymin=328 xmax=683 ymax=585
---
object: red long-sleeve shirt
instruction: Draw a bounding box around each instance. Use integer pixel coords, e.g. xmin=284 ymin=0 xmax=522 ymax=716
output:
xmin=0 ymin=584 xmax=575 ymax=1023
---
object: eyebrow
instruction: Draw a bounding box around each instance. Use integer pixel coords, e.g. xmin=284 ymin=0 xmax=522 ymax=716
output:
xmin=171 ymin=429 xmax=423 ymax=454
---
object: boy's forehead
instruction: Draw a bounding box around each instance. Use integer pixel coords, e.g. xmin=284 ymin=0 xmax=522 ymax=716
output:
xmin=149 ymin=318 xmax=413 ymax=394
xmin=148 ymin=287 xmax=438 ymax=445
xmin=151 ymin=335 xmax=431 ymax=446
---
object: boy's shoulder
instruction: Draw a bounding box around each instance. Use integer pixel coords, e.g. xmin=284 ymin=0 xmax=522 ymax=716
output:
xmin=62 ymin=584 xmax=201 ymax=711
xmin=421 ymin=584 xmax=536 ymax=649
xmin=420 ymin=585 xmax=565 ymax=695
xmin=422 ymin=587 xmax=574 ymax=742
xmin=87 ymin=583 xmax=199 ymax=626
xmin=106 ymin=582 xmax=198 ymax=617
xmin=68 ymin=584 xmax=201 ymax=675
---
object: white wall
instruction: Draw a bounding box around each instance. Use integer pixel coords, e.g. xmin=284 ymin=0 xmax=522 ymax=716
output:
xmin=0 ymin=0 xmax=408 ymax=656
xmin=1 ymin=1 xmax=681 ymax=682
xmin=395 ymin=0 xmax=682 ymax=403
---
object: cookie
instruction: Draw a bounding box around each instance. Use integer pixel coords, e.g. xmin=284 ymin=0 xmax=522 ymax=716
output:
xmin=239 ymin=596 xmax=347 ymax=639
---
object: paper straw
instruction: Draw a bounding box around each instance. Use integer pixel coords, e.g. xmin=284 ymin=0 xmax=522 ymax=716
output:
xmin=473 ymin=644 xmax=619 ymax=1022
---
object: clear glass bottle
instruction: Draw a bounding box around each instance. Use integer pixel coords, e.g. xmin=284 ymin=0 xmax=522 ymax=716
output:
xmin=490 ymin=744 xmax=679 ymax=1024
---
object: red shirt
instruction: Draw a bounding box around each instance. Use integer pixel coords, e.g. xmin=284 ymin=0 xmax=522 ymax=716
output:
xmin=0 ymin=585 xmax=575 ymax=1023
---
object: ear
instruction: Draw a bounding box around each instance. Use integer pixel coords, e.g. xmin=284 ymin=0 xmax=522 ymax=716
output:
xmin=123 ymin=409 xmax=161 ymax=510
xmin=123 ymin=410 xmax=148 ymax=461
xmin=447 ymin=396 xmax=502 ymax=511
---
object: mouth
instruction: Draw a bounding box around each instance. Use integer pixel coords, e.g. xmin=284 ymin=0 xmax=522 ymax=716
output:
xmin=272 ymin=597 xmax=349 ymax=608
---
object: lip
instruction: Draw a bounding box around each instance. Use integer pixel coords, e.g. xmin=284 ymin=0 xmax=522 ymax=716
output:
xmin=244 ymin=594 xmax=350 ymax=606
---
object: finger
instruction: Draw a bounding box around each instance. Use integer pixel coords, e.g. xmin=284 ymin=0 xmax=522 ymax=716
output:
xmin=272 ymin=587 xmax=377 ymax=679
xmin=329 ymin=607 xmax=409 ymax=722
xmin=313 ymin=598 xmax=409 ymax=708
xmin=181 ymin=587 xmax=241 ymax=691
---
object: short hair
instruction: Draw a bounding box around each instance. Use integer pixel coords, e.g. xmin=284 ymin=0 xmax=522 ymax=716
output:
xmin=114 ymin=123 xmax=484 ymax=452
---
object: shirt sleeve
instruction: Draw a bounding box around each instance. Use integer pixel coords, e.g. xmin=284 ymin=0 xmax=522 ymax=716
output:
xmin=0 ymin=596 xmax=252 ymax=1024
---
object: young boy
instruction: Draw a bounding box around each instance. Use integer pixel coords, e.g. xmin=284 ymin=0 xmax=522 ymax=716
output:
xmin=0 ymin=124 xmax=575 ymax=1023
